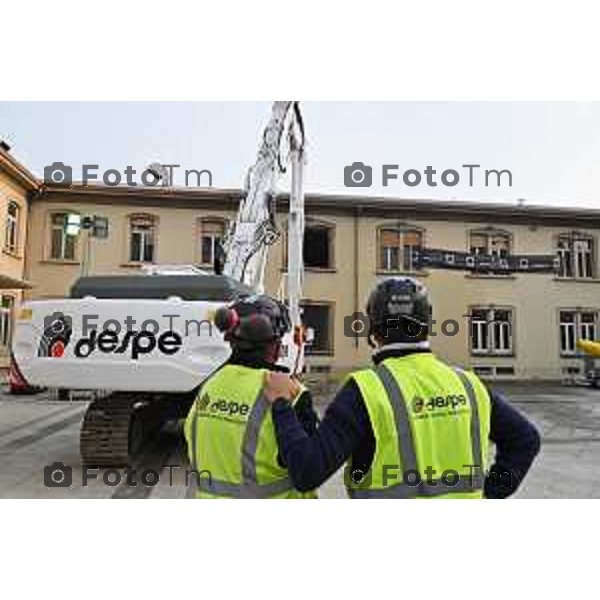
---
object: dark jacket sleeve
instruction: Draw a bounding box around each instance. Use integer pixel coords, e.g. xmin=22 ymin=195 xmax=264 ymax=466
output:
xmin=274 ymin=381 xmax=541 ymax=497
xmin=485 ymin=390 xmax=541 ymax=499
xmin=275 ymin=389 xmax=319 ymax=470
xmin=272 ymin=380 xmax=371 ymax=492
xmin=292 ymin=389 xmax=319 ymax=436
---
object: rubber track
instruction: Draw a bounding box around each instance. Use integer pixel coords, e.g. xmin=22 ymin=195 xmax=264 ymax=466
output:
xmin=80 ymin=395 xmax=136 ymax=467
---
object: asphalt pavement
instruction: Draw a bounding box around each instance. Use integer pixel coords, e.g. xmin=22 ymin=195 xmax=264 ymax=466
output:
xmin=0 ymin=381 xmax=598 ymax=498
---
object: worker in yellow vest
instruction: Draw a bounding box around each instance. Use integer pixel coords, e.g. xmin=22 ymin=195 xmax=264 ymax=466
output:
xmin=265 ymin=277 xmax=541 ymax=498
xmin=184 ymin=294 xmax=318 ymax=499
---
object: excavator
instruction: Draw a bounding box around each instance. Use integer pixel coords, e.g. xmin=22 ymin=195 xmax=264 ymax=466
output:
xmin=10 ymin=101 xmax=308 ymax=465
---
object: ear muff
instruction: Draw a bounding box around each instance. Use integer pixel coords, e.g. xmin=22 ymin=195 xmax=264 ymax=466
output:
xmin=214 ymin=307 xmax=240 ymax=337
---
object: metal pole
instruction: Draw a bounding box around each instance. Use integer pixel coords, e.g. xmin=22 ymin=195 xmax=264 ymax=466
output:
xmin=80 ymin=226 xmax=91 ymax=277
xmin=287 ymin=143 xmax=305 ymax=369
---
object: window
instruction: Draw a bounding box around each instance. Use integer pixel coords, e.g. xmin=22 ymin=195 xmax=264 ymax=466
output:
xmin=469 ymin=229 xmax=511 ymax=258
xmin=4 ymin=201 xmax=20 ymax=254
xmin=0 ymin=295 xmax=15 ymax=348
xmin=378 ymin=227 xmax=423 ymax=272
xmin=198 ymin=219 xmax=225 ymax=266
xmin=559 ymin=311 xmax=576 ymax=354
xmin=472 ymin=366 xmax=494 ymax=377
xmin=470 ymin=307 xmax=514 ymax=355
xmin=129 ymin=215 xmax=156 ymax=263
xmin=580 ymin=312 xmax=597 ymax=342
xmin=557 ymin=234 xmax=595 ymax=279
xmin=301 ymin=303 xmax=333 ymax=355
xmin=50 ymin=212 xmax=77 ymax=260
xmin=495 ymin=366 xmax=515 ymax=376
xmin=304 ymin=223 xmax=333 ymax=269
xmin=560 ymin=310 xmax=597 ymax=355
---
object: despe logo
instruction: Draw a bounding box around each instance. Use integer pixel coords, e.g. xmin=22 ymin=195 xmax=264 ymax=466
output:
xmin=412 ymin=394 xmax=467 ymax=413
xmin=197 ymin=393 xmax=211 ymax=411
xmin=74 ymin=328 xmax=183 ymax=359
xmin=38 ymin=312 xmax=184 ymax=360
xmin=199 ymin=392 xmax=252 ymax=419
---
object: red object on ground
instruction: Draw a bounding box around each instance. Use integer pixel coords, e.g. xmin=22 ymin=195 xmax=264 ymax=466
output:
xmin=7 ymin=352 xmax=39 ymax=394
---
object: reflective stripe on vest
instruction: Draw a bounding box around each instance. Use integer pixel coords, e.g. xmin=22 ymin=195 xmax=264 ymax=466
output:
xmin=189 ymin=383 xmax=295 ymax=499
xmin=348 ymin=363 xmax=485 ymax=499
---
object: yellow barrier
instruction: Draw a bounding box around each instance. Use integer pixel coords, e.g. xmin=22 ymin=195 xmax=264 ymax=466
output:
xmin=576 ymin=339 xmax=600 ymax=358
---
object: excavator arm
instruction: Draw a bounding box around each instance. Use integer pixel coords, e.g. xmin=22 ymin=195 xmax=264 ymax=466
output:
xmin=222 ymin=101 xmax=305 ymax=292
xmin=221 ymin=101 xmax=306 ymax=372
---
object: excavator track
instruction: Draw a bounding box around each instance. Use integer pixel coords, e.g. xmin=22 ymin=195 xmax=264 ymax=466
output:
xmin=80 ymin=393 xmax=163 ymax=467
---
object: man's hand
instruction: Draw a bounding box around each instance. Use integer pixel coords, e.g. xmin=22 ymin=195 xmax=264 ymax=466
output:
xmin=264 ymin=372 xmax=301 ymax=405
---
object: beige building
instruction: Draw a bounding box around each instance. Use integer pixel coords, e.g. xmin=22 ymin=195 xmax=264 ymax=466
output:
xmin=0 ymin=144 xmax=36 ymax=366
xmin=1 ymin=145 xmax=599 ymax=379
xmin=20 ymin=180 xmax=600 ymax=381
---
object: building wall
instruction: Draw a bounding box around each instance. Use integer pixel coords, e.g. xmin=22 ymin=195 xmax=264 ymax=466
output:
xmin=25 ymin=198 xmax=237 ymax=298
xmin=0 ymin=171 xmax=28 ymax=281
xmin=0 ymin=163 xmax=31 ymax=365
xmin=23 ymin=191 xmax=600 ymax=380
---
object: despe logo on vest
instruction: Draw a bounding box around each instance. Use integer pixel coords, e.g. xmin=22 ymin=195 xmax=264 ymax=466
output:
xmin=198 ymin=392 xmax=252 ymax=419
xmin=411 ymin=393 xmax=467 ymax=414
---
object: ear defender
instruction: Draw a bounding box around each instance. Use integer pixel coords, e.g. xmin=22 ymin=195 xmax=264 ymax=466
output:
xmin=216 ymin=295 xmax=291 ymax=346
xmin=214 ymin=307 xmax=240 ymax=338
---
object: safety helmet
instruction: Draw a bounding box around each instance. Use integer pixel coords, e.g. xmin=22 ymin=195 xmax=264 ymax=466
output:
xmin=214 ymin=294 xmax=291 ymax=348
xmin=366 ymin=277 xmax=431 ymax=343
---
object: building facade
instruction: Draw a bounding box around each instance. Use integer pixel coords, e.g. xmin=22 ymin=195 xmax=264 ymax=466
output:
xmin=20 ymin=181 xmax=600 ymax=381
xmin=0 ymin=145 xmax=36 ymax=366
xmin=1 ymin=146 xmax=599 ymax=378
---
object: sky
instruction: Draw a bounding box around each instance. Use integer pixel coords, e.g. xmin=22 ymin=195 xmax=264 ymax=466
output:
xmin=0 ymin=101 xmax=599 ymax=208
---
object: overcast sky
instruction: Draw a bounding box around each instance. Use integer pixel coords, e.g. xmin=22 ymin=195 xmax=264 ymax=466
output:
xmin=1 ymin=102 xmax=599 ymax=208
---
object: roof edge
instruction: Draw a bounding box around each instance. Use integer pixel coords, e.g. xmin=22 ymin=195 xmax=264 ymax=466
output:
xmin=36 ymin=182 xmax=600 ymax=221
xmin=0 ymin=149 xmax=40 ymax=192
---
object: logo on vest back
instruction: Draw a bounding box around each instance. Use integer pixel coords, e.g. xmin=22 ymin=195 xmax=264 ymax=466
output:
xmin=197 ymin=393 xmax=211 ymax=411
xmin=412 ymin=394 xmax=467 ymax=416
xmin=197 ymin=392 xmax=252 ymax=421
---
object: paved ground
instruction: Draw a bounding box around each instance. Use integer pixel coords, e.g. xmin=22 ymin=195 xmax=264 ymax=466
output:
xmin=0 ymin=382 xmax=598 ymax=498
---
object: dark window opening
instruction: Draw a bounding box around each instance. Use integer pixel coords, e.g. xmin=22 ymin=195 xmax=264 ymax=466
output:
xmin=303 ymin=225 xmax=332 ymax=269
xmin=199 ymin=220 xmax=225 ymax=267
xmin=495 ymin=366 xmax=515 ymax=376
xmin=302 ymin=304 xmax=332 ymax=355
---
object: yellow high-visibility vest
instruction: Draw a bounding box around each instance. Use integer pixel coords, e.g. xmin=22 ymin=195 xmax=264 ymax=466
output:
xmin=184 ymin=364 xmax=316 ymax=499
xmin=345 ymin=353 xmax=491 ymax=499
